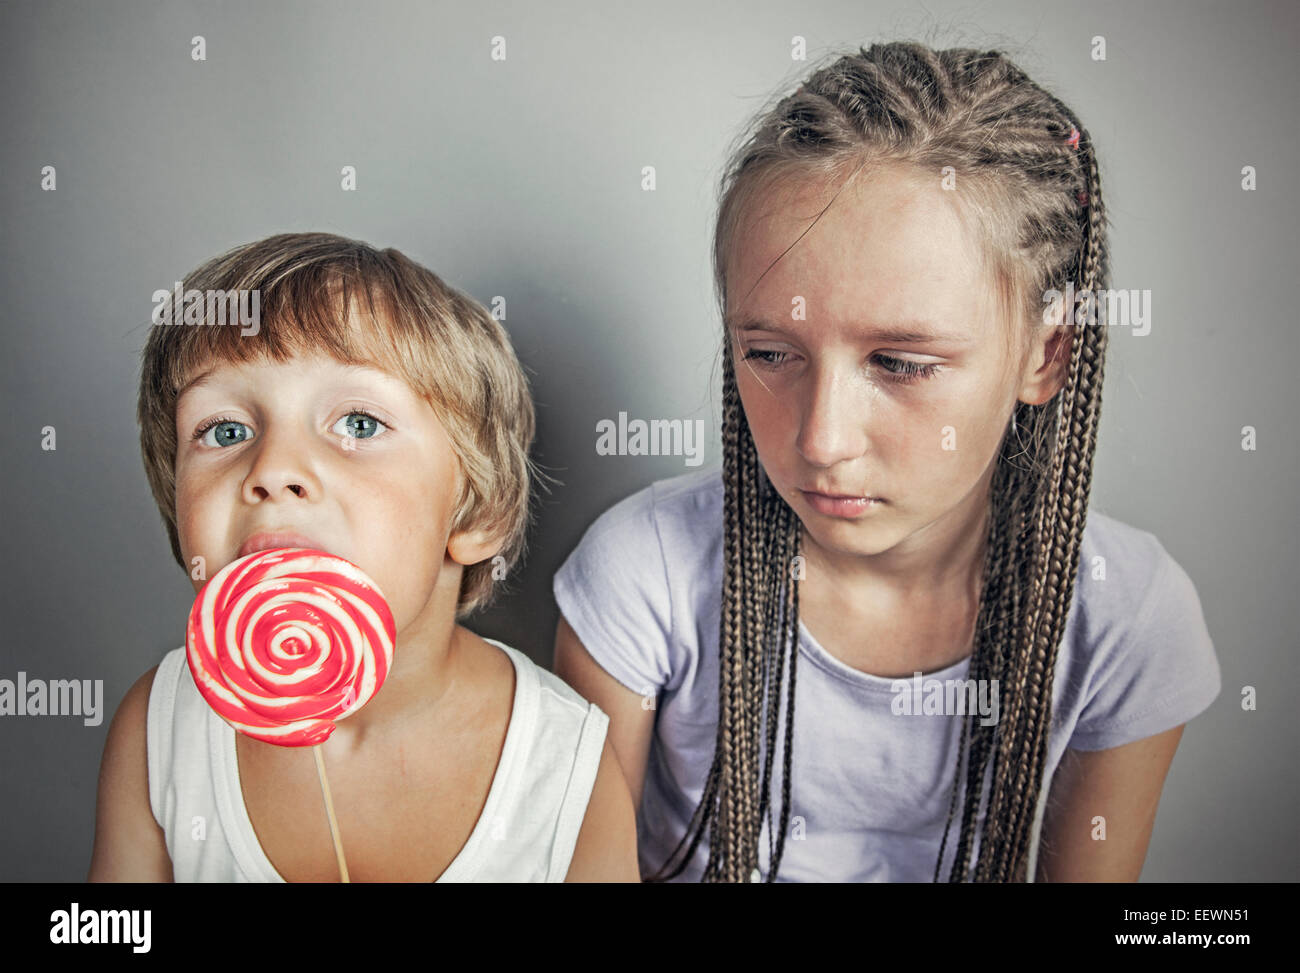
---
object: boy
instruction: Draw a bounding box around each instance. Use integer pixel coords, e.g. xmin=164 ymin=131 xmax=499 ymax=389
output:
xmin=89 ymin=232 xmax=638 ymax=881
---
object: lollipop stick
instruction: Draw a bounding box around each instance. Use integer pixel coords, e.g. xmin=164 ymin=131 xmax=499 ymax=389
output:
xmin=312 ymin=745 xmax=350 ymax=883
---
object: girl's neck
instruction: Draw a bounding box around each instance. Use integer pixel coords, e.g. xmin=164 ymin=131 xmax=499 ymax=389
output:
xmin=801 ymin=468 xmax=993 ymax=605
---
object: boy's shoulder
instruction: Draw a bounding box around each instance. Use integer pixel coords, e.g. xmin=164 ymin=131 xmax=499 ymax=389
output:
xmin=146 ymin=646 xmax=188 ymax=720
xmin=479 ymin=635 xmax=600 ymax=721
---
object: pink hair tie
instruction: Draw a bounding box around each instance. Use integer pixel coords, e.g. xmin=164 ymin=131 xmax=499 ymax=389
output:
xmin=1066 ymin=128 xmax=1087 ymax=205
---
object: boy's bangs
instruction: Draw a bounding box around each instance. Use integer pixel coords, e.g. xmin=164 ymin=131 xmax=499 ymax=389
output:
xmin=167 ymin=272 xmax=411 ymax=398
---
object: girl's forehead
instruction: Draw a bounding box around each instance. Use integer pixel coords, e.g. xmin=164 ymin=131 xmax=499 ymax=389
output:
xmin=728 ymin=170 xmax=989 ymax=318
xmin=738 ymin=167 xmax=971 ymax=257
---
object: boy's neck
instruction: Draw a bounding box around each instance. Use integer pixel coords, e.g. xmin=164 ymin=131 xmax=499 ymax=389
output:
xmin=319 ymin=574 xmax=465 ymax=750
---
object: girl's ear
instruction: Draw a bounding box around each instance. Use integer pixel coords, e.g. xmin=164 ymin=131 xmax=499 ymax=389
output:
xmin=1018 ymin=321 xmax=1074 ymax=406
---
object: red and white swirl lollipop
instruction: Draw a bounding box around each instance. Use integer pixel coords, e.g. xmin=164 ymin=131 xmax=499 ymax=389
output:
xmin=186 ymin=548 xmax=396 ymax=747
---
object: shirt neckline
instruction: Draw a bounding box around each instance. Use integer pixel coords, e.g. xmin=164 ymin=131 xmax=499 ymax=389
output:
xmin=796 ymin=619 xmax=974 ymax=692
xmin=688 ymin=470 xmax=978 ymax=693
xmin=211 ymin=637 xmax=532 ymax=883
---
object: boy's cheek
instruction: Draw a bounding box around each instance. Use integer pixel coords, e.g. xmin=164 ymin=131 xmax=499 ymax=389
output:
xmin=173 ymin=496 xmax=217 ymax=587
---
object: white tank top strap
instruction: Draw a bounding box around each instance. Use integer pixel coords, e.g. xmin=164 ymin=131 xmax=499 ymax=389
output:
xmin=146 ymin=639 xmax=609 ymax=882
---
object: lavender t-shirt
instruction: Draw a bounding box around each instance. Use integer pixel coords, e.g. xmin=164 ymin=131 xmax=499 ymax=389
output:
xmin=553 ymin=468 xmax=1221 ymax=882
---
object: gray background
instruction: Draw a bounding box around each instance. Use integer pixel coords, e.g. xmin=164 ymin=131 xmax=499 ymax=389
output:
xmin=1 ymin=0 xmax=1295 ymax=882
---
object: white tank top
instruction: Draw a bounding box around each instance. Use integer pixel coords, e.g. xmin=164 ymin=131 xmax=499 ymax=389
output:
xmin=146 ymin=639 xmax=609 ymax=882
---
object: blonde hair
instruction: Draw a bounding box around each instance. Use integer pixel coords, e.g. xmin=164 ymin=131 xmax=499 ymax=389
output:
xmin=137 ymin=231 xmax=537 ymax=617
xmin=651 ymin=42 xmax=1110 ymax=883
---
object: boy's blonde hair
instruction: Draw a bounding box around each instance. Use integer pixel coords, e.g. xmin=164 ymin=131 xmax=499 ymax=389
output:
xmin=137 ymin=231 xmax=536 ymax=617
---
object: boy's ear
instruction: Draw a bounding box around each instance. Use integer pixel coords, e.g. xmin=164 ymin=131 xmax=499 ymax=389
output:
xmin=446 ymin=521 xmax=505 ymax=567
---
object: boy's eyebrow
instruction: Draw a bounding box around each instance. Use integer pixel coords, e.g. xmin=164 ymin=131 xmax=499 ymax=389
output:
xmin=729 ymin=316 xmax=973 ymax=344
xmin=177 ymin=367 xmax=216 ymax=398
xmin=175 ymin=362 xmax=404 ymax=404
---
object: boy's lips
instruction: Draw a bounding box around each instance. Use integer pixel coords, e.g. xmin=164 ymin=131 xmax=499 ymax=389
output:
xmin=237 ymin=530 xmax=330 ymax=559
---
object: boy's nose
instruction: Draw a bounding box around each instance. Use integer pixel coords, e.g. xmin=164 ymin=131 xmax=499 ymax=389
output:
xmin=241 ymin=428 xmax=319 ymax=503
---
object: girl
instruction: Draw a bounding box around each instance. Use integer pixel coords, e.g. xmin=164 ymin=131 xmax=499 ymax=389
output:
xmin=553 ymin=42 xmax=1220 ymax=882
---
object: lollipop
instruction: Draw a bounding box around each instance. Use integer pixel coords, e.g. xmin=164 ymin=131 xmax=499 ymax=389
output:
xmin=185 ymin=547 xmax=396 ymax=881
xmin=186 ymin=548 xmax=396 ymax=746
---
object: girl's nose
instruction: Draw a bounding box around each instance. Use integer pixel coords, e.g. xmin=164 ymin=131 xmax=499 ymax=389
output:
xmin=794 ymin=366 xmax=869 ymax=468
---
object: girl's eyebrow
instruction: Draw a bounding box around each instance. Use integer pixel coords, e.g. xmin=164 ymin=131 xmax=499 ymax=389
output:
xmin=730 ymin=316 xmax=973 ymax=344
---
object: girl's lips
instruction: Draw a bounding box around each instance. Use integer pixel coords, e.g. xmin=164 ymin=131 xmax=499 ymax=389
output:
xmin=799 ymin=490 xmax=885 ymax=519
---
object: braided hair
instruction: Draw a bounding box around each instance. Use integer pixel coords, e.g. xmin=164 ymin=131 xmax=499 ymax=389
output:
xmin=646 ymin=41 xmax=1110 ymax=883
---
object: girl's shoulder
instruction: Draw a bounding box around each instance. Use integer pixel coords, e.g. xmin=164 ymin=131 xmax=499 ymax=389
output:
xmin=1060 ymin=508 xmax=1221 ymax=750
xmin=1073 ymin=508 xmax=1208 ymax=634
xmin=1078 ymin=507 xmax=1172 ymax=566
xmin=556 ymin=467 xmax=723 ymax=598
xmin=553 ymin=470 xmax=724 ymax=695
xmin=587 ymin=467 xmax=723 ymax=540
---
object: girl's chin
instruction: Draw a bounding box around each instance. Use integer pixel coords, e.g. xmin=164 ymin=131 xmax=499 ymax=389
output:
xmin=797 ymin=519 xmax=899 ymax=561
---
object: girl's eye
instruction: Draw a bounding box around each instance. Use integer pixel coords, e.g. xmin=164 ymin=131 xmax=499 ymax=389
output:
xmin=331 ymin=411 xmax=388 ymax=441
xmin=742 ymin=348 xmax=792 ymax=367
xmin=193 ymin=417 xmax=251 ymax=448
xmin=742 ymin=348 xmax=941 ymax=385
xmin=875 ymin=354 xmax=941 ymax=384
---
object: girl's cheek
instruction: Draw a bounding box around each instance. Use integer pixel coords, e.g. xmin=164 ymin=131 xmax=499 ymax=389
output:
xmin=753 ymin=390 xmax=795 ymax=434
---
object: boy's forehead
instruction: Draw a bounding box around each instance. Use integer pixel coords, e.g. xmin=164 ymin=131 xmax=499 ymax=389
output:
xmin=177 ymin=351 xmax=402 ymax=399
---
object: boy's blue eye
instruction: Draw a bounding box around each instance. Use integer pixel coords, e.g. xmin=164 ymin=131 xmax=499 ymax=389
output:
xmin=194 ymin=418 xmax=251 ymax=447
xmin=331 ymin=412 xmax=387 ymax=440
xmin=191 ymin=411 xmax=388 ymax=447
